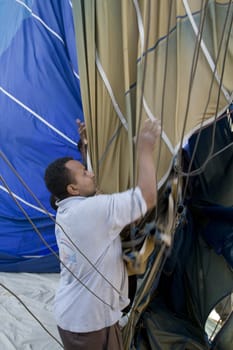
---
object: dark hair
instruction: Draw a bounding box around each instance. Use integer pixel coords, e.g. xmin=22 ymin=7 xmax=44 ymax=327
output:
xmin=49 ymin=194 xmax=59 ymax=211
xmin=44 ymin=157 xmax=74 ymax=202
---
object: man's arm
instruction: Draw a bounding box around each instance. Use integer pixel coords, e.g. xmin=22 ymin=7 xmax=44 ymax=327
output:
xmin=137 ymin=118 xmax=161 ymax=210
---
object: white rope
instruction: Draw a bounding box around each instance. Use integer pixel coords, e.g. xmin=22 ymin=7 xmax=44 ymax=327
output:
xmin=0 ymin=86 xmax=77 ymax=145
xmin=0 ymin=184 xmax=54 ymax=216
xmin=95 ymin=51 xmax=128 ymax=130
xmin=182 ymin=0 xmax=231 ymax=102
xmin=133 ymin=0 xmax=175 ymax=158
xmin=15 ymin=0 xmax=80 ymax=83
xmin=133 ymin=0 xmax=145 ymax=57
xmin=72 ymin=69 xmax=80 ymax=80
xmin=143 ymin=97 xmax=175 ymax=156
xmin=174 ymin=101 xmax=231 ymax=156
xmin=15 ymin=0 xmax=65 ymax=45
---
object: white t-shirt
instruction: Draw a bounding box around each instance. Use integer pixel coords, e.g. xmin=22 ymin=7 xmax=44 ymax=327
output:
xmin=54 ymin=187 xmax=147 ymax=332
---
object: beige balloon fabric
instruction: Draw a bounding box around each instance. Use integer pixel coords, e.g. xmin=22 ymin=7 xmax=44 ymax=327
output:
xmin=72 ymin=0 xmax=233 ymax=194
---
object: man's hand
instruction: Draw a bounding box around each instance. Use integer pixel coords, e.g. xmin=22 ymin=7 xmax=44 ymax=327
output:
xmin=76 ymin=118 xmax=88 ymax=146
xmin=137 ymin=118 xmax=161 ymax=151
xmin=76 ymin=119 xmax=88 ymax=166
xmin=137 ymin=118 xmax=161 ymax=210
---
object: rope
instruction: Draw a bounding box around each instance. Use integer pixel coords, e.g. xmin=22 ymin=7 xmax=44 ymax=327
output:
xmin=0 ymin=282 xmax=64 ymax=348
xmin=181 ymin=139 xmax=233 ymax=177
xmin=175 ymin=0 xmax=209 ymax=205
xmin=182 ymin=2 xmax=233 ymax=198
xmin=154 ymin=0 xmax=174 ymax=225
xmin=128 ymin=0 xmax=152 ymax=253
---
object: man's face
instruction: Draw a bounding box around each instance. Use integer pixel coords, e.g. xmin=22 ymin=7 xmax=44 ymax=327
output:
xmin=65 ymin=160 xmax=96 ymax=197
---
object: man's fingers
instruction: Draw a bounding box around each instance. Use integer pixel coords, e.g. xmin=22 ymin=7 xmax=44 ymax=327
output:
xmin=76 ymin=119 xmax=86 ymax=135
xmin=143 ymin=118 xmax=161 ymax=135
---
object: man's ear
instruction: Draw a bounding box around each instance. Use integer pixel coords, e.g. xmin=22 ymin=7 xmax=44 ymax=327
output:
xmin=67 ymin=184 xmax=80 ymax=196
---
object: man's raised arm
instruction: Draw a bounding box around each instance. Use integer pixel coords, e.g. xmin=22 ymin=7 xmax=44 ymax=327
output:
xmin=137 ymin=118 xmax=161 ymax=210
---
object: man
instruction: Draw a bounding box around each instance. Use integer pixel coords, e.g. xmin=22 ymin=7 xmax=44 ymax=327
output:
xmin=44 ymin=118 xmax=161 ymax=350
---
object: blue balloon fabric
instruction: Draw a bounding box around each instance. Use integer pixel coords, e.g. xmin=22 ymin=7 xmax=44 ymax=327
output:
xmin=0 ymin=0 xmax=84 ymax=272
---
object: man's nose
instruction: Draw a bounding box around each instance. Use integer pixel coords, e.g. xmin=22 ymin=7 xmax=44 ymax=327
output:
xmin=86 ymin=170 xmax=94 ymax=178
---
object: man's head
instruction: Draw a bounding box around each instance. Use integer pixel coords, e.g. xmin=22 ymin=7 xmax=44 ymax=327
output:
xmin=44 ymin=157 xmax=96 ymax=202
